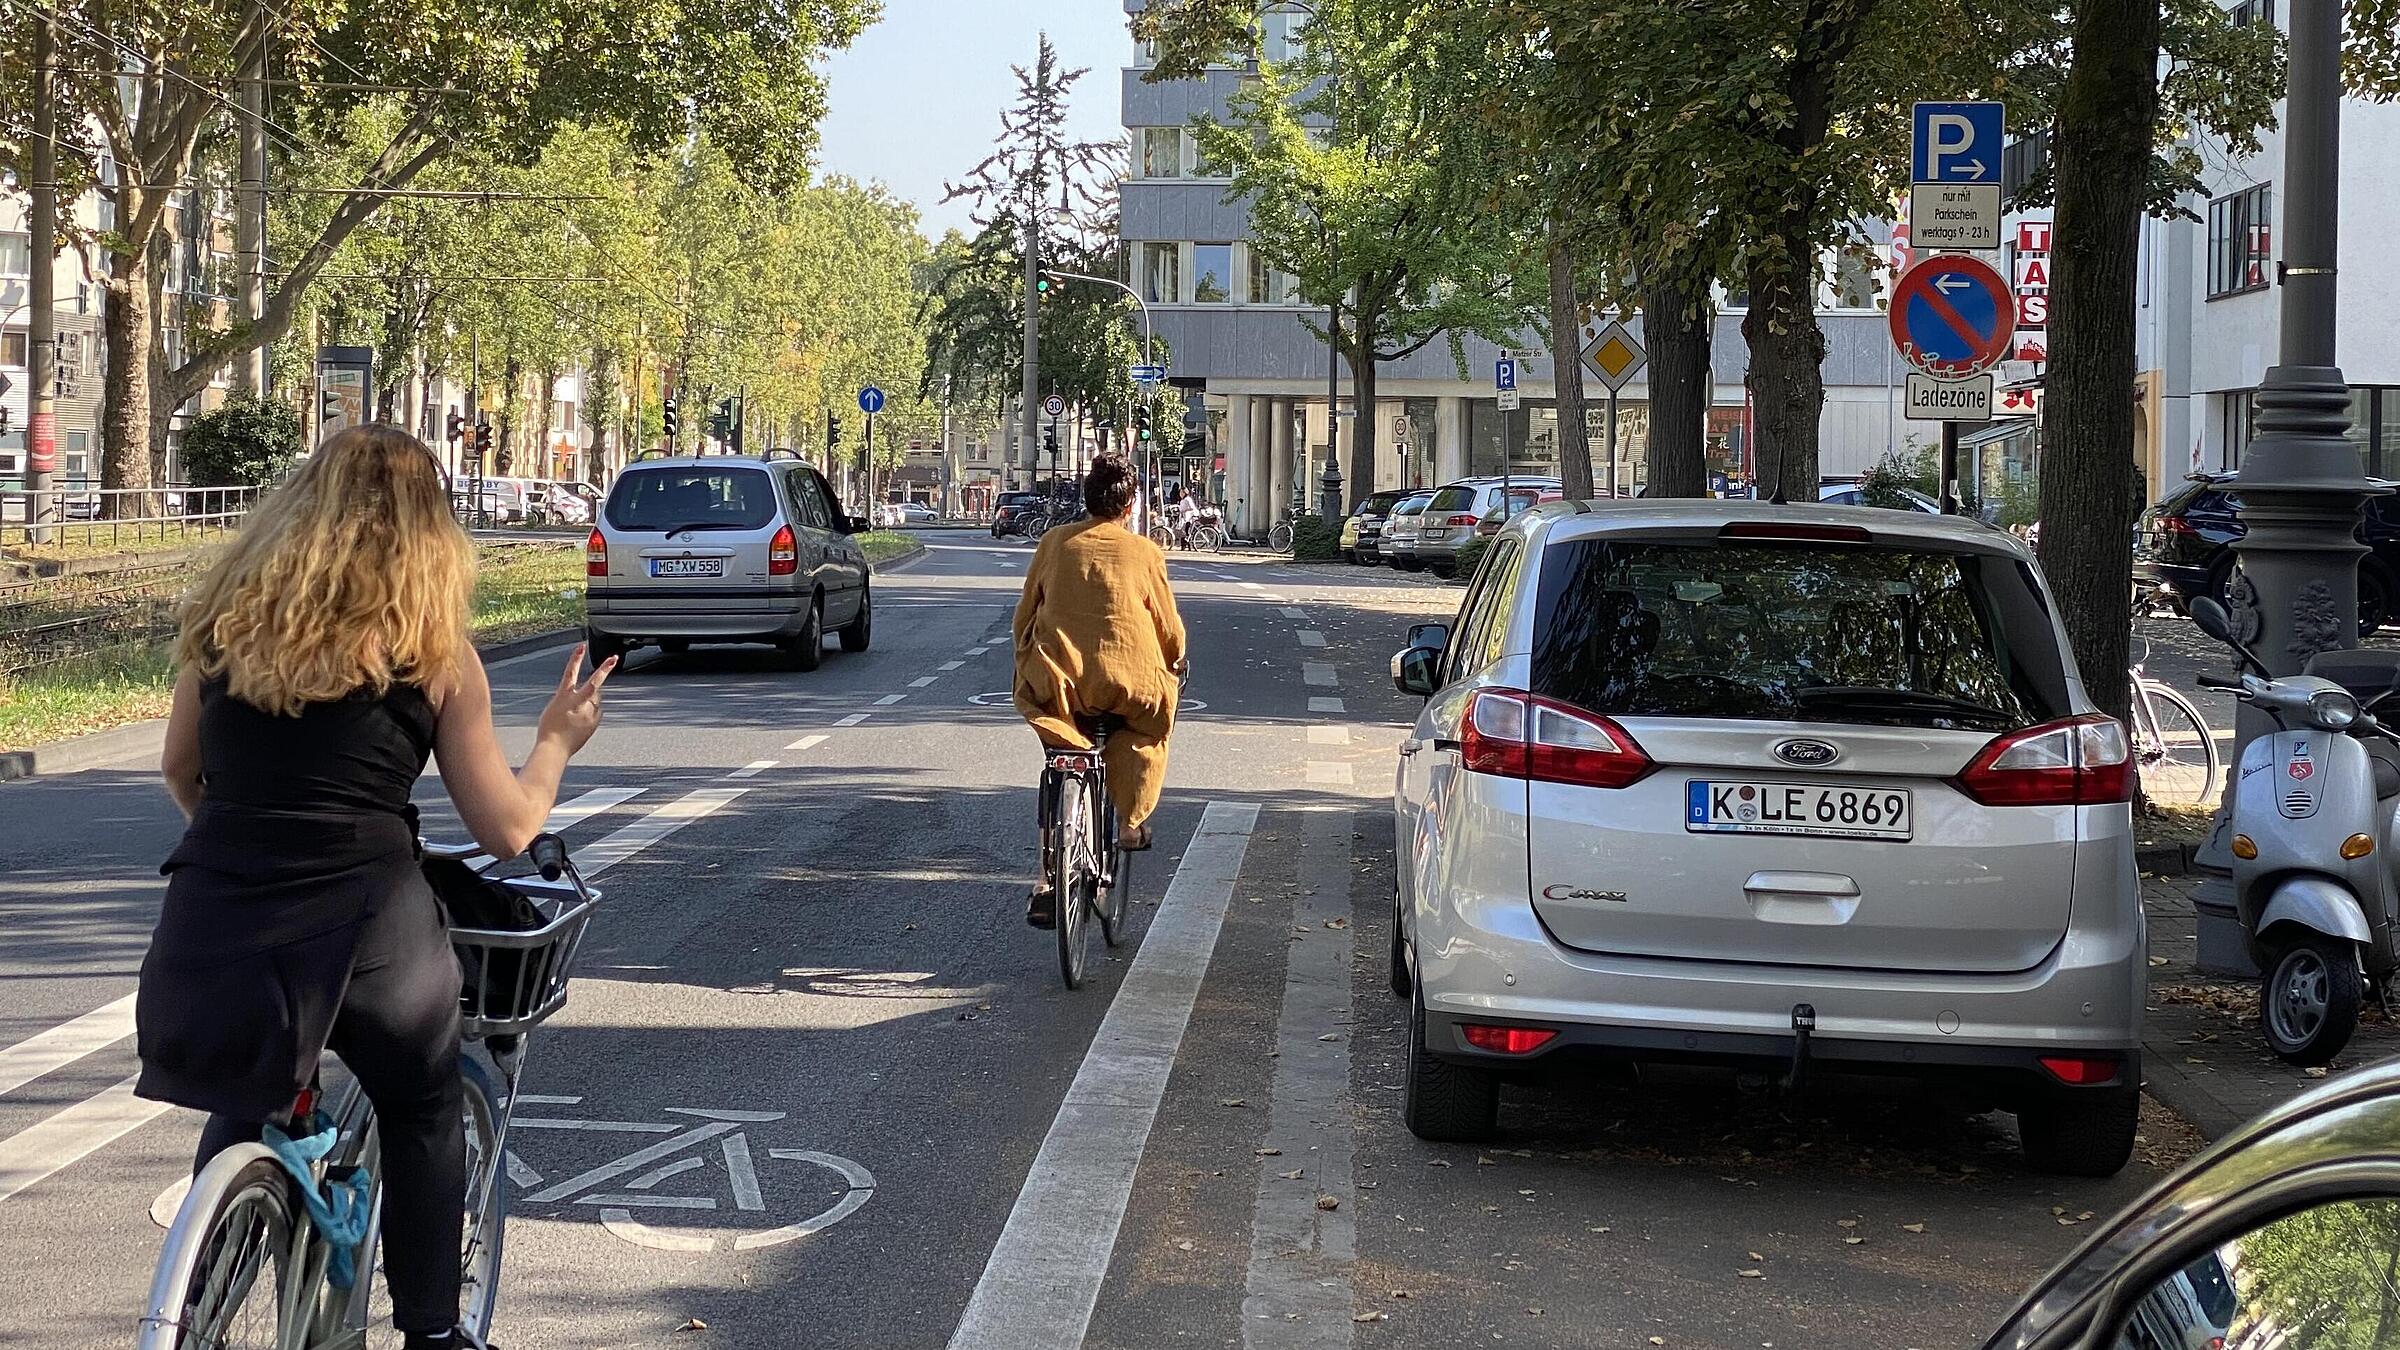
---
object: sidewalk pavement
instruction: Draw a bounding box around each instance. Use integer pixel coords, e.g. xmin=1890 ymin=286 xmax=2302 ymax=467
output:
xmin=2139 ymin=872 xmax=2400 ymax=1140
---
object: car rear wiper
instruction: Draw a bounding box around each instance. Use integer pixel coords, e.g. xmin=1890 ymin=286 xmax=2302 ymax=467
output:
xmin=1794 ymin=685 xmax=2017 ymax=727
xmin=655 ymin=521 xmax=738 ymax=538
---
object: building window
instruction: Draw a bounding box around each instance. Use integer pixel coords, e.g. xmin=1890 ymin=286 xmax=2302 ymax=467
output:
xmin=1142 ymin=242 xmax=1182 ymax=305
xmin=2001 ymin=129 xmax=2053 ymax=206
xmin=1138 ymin=127 xmax=1186 ymax=179
xmin=1192 ymin=243 xmax=1234 ymax=303
xmin=1829 ymin=245 xmax=1880 ymax=310
xmin=0 ymin=329 xmax=25 ymax=368
xmin=2207 ymin=184 xmax=2272 ymax=299
xmin=2224 ymin=389 xmax=2256 ymax=463
xmin=2230 ymin=0 xmax=2273 ymax=26
xmin=0 ymin=232 xmax=28 ymax=279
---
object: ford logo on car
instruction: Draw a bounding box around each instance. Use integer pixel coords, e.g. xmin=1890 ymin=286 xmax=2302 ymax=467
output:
xmin=1774 ymin=738 xmax=1841 ymax=767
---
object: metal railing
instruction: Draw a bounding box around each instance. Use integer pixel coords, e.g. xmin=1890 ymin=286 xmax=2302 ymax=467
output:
xmin=1 ymin=485 xmax=261 ymax=551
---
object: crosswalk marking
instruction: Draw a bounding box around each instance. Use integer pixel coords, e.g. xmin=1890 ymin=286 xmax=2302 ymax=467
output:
xmin=0 ymin=994 xmax=135 ymax=1099
xmin=0 ymin=1076 xmax=170 ymax=1206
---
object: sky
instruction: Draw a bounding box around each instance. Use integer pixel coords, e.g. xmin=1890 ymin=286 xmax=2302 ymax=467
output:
xmin=813 ymin=0 xmax=1136 ymax=241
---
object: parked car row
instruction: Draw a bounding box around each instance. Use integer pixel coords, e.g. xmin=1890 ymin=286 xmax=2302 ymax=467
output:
xmin=1344 ymin=477 xmax=1564 ymax=576
xmin=2136 ymin=471 xmax=2400 ymax=630
xmin=450 ymin=476 xmax=599 ymax=527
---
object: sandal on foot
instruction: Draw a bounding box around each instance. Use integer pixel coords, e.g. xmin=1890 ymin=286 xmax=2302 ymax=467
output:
xmin=1026 ymin=884 xmax=1057 ymax=930
xmin=1116 ymin=825 xmax=1154 ymax=852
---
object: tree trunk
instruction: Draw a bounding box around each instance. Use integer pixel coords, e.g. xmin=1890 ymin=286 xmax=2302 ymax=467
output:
xmin=1644 ymin=264 xmax=1714 ymax=498
xmin=2038 ymin=0 xmax=2160 ymax=724
xmin=1742 ymin=222 xmax=1825 ymax=502
xmin=1345 ymin=311 xmax=1375 ymax=512
xmin=100 ymin=247 xmax=156 ymax=511
xmin=1548 ymin=226 xmax=1592 ymax=500
xmin=498 ymin=358 xmax=521 ymax=476
xmin=538 ymin=367 xmax=558 ymax=479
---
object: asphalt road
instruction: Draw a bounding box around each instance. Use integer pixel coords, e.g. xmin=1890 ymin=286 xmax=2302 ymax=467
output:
xmin=0 ymin=534 xmax=2205 ymax=1350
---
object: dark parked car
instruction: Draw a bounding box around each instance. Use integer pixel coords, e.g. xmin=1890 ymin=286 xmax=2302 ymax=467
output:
xmin=2136 ymin=473 xmax=2400 ymax=630
xmin=1340 ymin=490 xmax=1409 ymax=564
xmin=991 ymin=491 xmax=1042 ymax=538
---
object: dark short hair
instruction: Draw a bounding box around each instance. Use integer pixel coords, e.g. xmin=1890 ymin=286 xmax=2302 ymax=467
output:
xmin=1084 ymin=456 xmax=1139 ymax=519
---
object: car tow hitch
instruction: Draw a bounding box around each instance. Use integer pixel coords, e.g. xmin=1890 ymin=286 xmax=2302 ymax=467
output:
xmin=1783 ymin=1003 xmax=1816 ymax=1096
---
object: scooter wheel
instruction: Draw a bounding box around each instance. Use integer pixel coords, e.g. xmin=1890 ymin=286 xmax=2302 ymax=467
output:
xmin=2260 ymin=933 xmax=2364 ymax=1067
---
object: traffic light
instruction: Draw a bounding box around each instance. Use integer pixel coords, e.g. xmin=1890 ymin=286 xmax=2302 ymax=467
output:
xmin=1034 ymin=275 xmax=1052 ymax=301
xmin=828 ymin=412 xmax=843 ymax=449
xmin=1043 ymin=426 xmax=1058 ymax=457
xmin=319 ymin=388 xmax=342 ymax=427
xmin=445 ymin=410 xmax=467 ymax=443
xmin=1134 ymin=405 xmax=1153 ymax=443
xmin=708 ymin=398 xmax=733 ymax=444
xmin=473 ymin=419 xmax=492 ymax=458
xmin=662 ymin=396 xmax=679 ymax=441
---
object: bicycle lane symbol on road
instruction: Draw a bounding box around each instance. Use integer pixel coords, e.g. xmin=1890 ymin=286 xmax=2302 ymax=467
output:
xmin=507 ymin=1096 xmax=874 ymax=1253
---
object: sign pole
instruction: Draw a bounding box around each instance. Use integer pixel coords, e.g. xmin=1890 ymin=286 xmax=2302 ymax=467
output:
xmin=1940 ymin=421 xmax=1961 ymax=516
xmin=1606 ymin=387 xmax=1620 ymax=499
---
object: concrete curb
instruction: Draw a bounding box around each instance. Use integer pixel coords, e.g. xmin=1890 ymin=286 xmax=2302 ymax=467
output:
xmin=870 ymin=540 xmax=932 ymax=573
xmin=0 ymin=626 xmax=585 ymax=784
xmin=2139 ymin=1045 xmax=2249 ymax=1142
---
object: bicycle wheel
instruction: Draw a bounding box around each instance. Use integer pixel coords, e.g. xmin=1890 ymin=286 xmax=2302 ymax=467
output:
xmin=457 ymin=1054 xmax=509 ymax=1339
xmin=1054 ymin=775 xmax=1095 ymax=988
xmin=1097 ymin=793 xmax=1127 ymax=948
xmin=1149 ymin=523 xmax=1174 ymax=549
xmin=140 ymin=1155 xmax=301 ymax=1350
xmin=2135 ymin=679 xmax=2221 ymax=809
xmin=1269 ymin=521 xmax=1295 ymax=553
xmin=1198 ymin=525 xmax=1223 ymax=553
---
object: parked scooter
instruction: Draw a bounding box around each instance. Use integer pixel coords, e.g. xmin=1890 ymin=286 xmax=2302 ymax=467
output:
xmin=2190 ymin=595 xmax=2400 ymax=1065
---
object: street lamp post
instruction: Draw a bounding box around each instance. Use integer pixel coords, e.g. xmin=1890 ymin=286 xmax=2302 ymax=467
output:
xmin=2193 ymin=0 xmax=2379 ymax=973
xmin=1042 ymin=267 xmax=1159 ymax=534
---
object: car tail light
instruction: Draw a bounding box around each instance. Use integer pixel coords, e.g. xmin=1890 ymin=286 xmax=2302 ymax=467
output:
xmin=1956 ymin=714 xmax=2132 ymax=806
xmin=1461 ymin=1024 xmax=1558 ymax=1055
xmin=1719 ymin=521 xmax=1874 ymax=543
xmin=2160 ymin=515 xmax=2199 ymax=535
xmin=585 ymin=528 xmax=607 ymax=577
xmin=1447 ymin=513 xmax=1479 ymax=527
xmin=2037 ymin=1055 xmax=2121 ymax=1086
xmin=1460 ymin=689 xmax=1652 ymax=789
xmin=768 ymin=524 xmax=799 ymax=576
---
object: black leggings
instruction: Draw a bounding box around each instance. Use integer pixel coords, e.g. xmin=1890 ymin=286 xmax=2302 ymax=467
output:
xmin=194 ymin=887 xmax=464 ymax=1337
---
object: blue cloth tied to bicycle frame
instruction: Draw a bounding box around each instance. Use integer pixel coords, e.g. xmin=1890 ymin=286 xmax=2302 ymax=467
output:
xmin=262 ymin=1110 xmax=373 ymax=1290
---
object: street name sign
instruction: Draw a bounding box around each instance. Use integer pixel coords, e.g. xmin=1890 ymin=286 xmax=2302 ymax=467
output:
xmin=1582 ymin=320 xmax=1648 ymax=392
xmin=1909 ymin=100 xmax=2003 ymax=251
xmin=1905 ymin=372 xmax=1994 ymax=422
xmin=858 ymin=385 xmax=886 ymax=414
xmin=1889 ymin=255 xmax=2015 ymax=376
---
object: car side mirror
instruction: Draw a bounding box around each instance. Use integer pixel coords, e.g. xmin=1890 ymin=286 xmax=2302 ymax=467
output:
xmin=841 ymin=515 xmax=866 ymax=535
xmin=1393 ymin=644 xmax=1442 ymax=697
xmin=1406 ymin=622 xmax=1449 ymax=650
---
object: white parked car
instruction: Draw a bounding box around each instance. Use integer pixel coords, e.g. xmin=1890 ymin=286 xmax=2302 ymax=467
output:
xmin=1388 ymin=499 xmax=2142 ymax=1175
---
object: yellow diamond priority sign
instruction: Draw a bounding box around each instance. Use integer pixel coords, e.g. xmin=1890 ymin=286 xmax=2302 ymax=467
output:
xmin=1581 ymin=319 xmax=1647 ymax=392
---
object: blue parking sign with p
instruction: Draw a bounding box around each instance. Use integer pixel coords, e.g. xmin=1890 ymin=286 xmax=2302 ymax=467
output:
xmin=1911 ymin=101 xmax=2003 ymax=184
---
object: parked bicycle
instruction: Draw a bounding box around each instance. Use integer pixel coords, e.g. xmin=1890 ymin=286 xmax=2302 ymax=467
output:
xmin=1042 ymin=716 xmax=1130 ymax=989
xmin=2129 ymin=643 xmax=2221 ymax=809
xmin=140 ymin=835 xmax=599 ymax=1350
xmin=1267 ymin=516 xmax=1295 ymax=554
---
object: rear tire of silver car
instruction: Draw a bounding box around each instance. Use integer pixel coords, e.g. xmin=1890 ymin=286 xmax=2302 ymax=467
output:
xmin=785 ymin=597 xmax=824 ymax=672
xmin=838 ymin=582 xmax=873 ymax=653
xmin=1403 ymin=991 xmax=1497 ymax=1142
xmin=2260 ymin=933 xmax=2363 ymax=1067
xmin=586 ymin=629 xmax=628 ymax=669
xmin=2016 ymin=1080 xmax=2140 ymax=1177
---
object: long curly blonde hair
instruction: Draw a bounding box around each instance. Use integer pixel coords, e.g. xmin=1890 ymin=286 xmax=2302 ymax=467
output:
xmin=177 ymin=424 xmax=474 ymax=716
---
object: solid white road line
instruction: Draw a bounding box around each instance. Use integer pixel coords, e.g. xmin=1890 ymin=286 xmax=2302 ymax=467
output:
xmin=0 ymin=1076 xmax=169 ymax=1206
xmin=910 ymin=676 xmax=938 ymax=688
xmin=577 ymin=788 xmax=749 ymax=878
xmin=836 ymin=713 xmax=872 ymax=728
xmin=1240 ymin=581 xmax=1263 ymax=590
xmin=785 ymin=734 xmax=830 ymax=752
xmin=457 ymin=786 xmax=646 ymax=870
xmin=0 ymin=994 xmax=135 ymax=1099
xmin=726 ymin=761 xmax=776 ymax=780
xmin=1241 ymin=809 xmax=1360 ymax=1347
xmin=875 ymin=693 xmax=907 ymax=706
xmin=946 ymin=803 xmax=1260 ymax=1350
xmin=1305 ymin=726 xmax=1351 ymax=746
xmin=1307 ymin=697 xmax=1346 ymax=714
xmin=1296 ymin=631 xmax=1327 ymax=648
xmin=1302 ymin=663 xmax=1338 ymax=687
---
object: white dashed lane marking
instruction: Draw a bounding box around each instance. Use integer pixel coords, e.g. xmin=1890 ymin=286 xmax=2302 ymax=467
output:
xmin=1296 ymin=631 xmax=1326 ymax=648
xmin=786 ymin=734 xmax=830 ymax=751
xmin=1308 ymin=697 xmax=1345 ymax=714
xmin=1279 ymin=607 xmax=1306 ymax=620
xmin=836 ymin=713 xmax=872 ymax=727
xmin=727 ymin=761 xmax=776 ymax=780
xmin=910 ymin=676 xmax=938 ymax=688
xmin=875 ymin=694 xmax=907 ymax=706
xmin=1301 ymin=663 xmax=1337 ymax=687
xmin=1303 ymin=762 xmax=1355 ymax=786
xmin=939 ymin=661 xmax=965 ymax=671
xmin=1306 ymin=726 xmax=1350 ymax=746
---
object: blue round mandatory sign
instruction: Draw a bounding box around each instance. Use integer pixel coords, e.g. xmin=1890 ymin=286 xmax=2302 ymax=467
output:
xmin=858 ymin=385 xmax=886 ymax=414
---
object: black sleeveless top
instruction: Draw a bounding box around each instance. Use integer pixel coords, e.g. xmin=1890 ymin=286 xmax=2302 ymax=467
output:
xmin=193 ymin=677 xmax=436 ymax=819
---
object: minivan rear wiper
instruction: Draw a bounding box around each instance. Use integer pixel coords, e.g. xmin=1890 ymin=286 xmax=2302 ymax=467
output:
xmin=654 ymin=521 xmax=739 ymax=538
xmin=1794 ymin=685 xmax=2016 ymax=728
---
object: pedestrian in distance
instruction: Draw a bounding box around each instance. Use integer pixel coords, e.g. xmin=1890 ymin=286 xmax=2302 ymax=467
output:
xmin=135 ymin=424 xmax=617 ymax=1350
xmin=1011 ymin=455 xmax=1188 ymax=927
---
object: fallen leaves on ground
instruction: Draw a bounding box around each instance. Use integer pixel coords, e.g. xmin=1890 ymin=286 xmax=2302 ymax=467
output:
xmin=674 ymin=1319 xmax=709 ymax=1334
xmin=1317 ymin=1194 xmax=1341 ymax=1211
xmin=1901 ymin=1222 xmax=1927 ymax=1233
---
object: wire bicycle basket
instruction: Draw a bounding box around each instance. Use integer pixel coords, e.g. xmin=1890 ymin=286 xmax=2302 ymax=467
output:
xmin=448 ymin=877 xmax=600 ymax=1039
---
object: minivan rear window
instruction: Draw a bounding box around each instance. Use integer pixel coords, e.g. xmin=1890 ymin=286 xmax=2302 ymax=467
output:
xmin=1427 ymin=486 xmax=1479 ymax=513
xmin=606 ymin=468 xmax=777 ymax=532
xmin=1530 ymin=539 xmax=2069 ymax=730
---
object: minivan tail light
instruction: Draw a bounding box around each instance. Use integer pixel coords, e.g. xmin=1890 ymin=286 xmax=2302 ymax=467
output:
xmin=1461 ymin=689 xmax=1652 ymax=789
xmin=768 ymin=524 xmax=799 ymax=575
xmin=1718 ymin=521 xmax=1874 ymax=543
xmin=1461 ymin=1024 xmax=1558 ymax=1055
xmin=585 ymin=528 xmax=607 ymax=577
xmin=1447 ymin=514 xmax=1479 ymax=527
xmin=1956 ymin=714 xmax=2132 ymax=806
xmin=2037 ymin=1055 xmax=2121 ymax=1086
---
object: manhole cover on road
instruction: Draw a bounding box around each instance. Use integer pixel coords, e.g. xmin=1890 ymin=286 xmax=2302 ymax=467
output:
xmin=968 ymin=690 xmax=1206 ymax=712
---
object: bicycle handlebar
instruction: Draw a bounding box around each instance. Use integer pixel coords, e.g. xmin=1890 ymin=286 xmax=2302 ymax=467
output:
xmin=529 ymin=832 xmax=570 ymax=882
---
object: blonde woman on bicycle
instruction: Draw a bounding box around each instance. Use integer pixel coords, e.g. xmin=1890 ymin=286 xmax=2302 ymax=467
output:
xmin=136 ymin=425 xmax=616 ymax=1350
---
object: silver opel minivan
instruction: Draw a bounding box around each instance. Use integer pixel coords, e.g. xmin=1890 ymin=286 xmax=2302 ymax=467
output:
xmin=1390 ymin=500 xmax=2143 ymax=1174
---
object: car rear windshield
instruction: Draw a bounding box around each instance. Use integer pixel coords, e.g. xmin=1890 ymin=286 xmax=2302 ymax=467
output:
xmin=1530 ymin=538 xmax=2070 ymax=730
xmin=606 ymin=467 xmax=778 ymax=532
xmin=1394 ymin=496 xmax=1430 ymax=516
xmin=1427 ymin=486 xmax=1480 ymax=513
